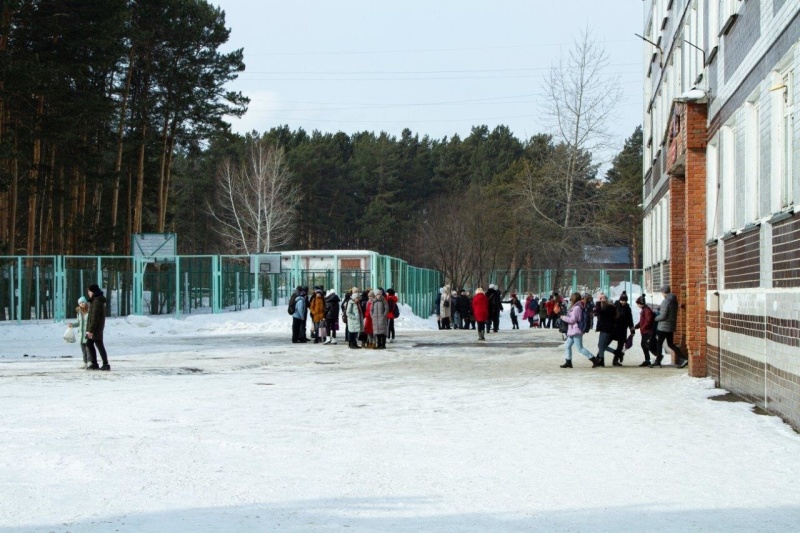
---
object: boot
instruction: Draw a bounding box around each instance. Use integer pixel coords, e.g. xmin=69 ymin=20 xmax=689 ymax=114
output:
xmin=330 ymin=336 xmax=337 ymax=345
xmin=590 ymin=357 xmax=600 ymax=368
xmin=652 ymin=356 xmax=663 ymax=367
xmin=639 ymin=360 xmax=652 ymax=367
xmin=612 ymin=352 xmax=622 ymax=366
xmin=560 ymin=359 xmax=573 ymax=368
xmin=478 ymin=331 xmax=485 ymax=341
xmin=323 ymin=336 xmax=332 ymax=345
xmin=596 ymin=355 xmax=605 ymax=367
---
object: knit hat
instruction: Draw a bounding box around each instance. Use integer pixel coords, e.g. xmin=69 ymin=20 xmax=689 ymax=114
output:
xmin=77 ymin=296 xmax=87 ymax=305
xmin=88 ymin=284 xmax=103 ymax=295
xmin=387 ymin=288 xmax=396 ymax=296
xmin=635 ymin=295 xmax=646 ymax=305
xmin=660 ymin=285 xmax=670 ymax=294
xmin=326 ymin=289 xmax=336 ymax=297
xmin=489 ymin=284 xmax=497 ymax=290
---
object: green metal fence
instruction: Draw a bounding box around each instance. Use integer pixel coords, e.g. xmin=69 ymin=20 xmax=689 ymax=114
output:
xmin=486 ymin=269 xmax=644 ymax=298
xmin=0 ymin=253 xmax=442 ymax=322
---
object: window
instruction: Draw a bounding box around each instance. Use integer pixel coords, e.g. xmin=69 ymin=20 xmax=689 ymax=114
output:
xmin=781 ymin=69 xmax=794 ymax=208
xmin=745 ymin=99 xmax=760 ymax=221
xmin=771 ymin=65 xmax=795 ymax=211
xmin=707 ymin=139 xmax=719 ymax=239
xmin=720 ymin=124 xmax=736 ymax=230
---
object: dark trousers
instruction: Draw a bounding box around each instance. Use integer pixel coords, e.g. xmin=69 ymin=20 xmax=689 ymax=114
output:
xmin=388 ymin=319 xmax=395 ymax=339
xmin=656 ymin=331 xmax=685 ymax=362
xmin=490 ymin=314 xmax=500 ymax=332
xmin=441 ymin=317 xmax=450 ymax=329
xmin=86 ymin=338 xmax=108 ymax=367
xmin=640 ymin=332 xmax=653 ymax=361
xmin=510 ymin=315 xmax=519 ymax=329
xmin=596 ymin=332 xmax=616 ymax=362
xmin=326 ymin=318 xmax=337 ymax=338
xmin=292 ymin=318 xmax=304 ymax=342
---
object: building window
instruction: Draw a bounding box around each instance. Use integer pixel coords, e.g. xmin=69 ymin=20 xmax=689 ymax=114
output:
xmin=720 ymin=124 xmax=736 ymax=230
xmin=707 ymin=139 xmax=719 ymax=239
xmin=745 ymin=99 xmax=760 ymax=222
xmin=781 ymin=69 xmax=794 ymax=209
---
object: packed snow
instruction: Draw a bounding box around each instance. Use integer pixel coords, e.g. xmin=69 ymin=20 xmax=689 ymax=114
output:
xmin=1 ymin=305 xmax=799 ymax=532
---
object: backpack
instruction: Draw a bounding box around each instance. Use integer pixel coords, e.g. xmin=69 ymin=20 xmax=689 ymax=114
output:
xmin=287 ymin=296 xmax=297 ymax=315
xmin=515 ymin=300 xmax=523 ymax=313
xmin=578 ymin=304 xmax=591 ymax=333
xmin=393 ymin=302 xmax=400 ymax=317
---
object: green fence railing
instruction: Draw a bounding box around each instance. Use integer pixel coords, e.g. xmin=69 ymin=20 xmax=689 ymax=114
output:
xmin=0 ymin=252 xmax=442 ymax=323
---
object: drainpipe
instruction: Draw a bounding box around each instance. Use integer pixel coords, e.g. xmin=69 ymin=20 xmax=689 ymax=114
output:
xmin=714 ymin=291 xmax=721 ymax=387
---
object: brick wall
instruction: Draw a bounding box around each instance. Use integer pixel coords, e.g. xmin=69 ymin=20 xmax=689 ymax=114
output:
xmin=723 ymin=229 xmax=761 ymax=288
xmin=708 ymin=242 xmax=718 ymax=290
xmin=773 ymin=214 xmax=800 ymax=287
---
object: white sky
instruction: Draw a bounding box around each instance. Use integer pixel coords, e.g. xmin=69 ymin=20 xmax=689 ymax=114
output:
xmin=213 ymin=1 xmax=645 ymax=158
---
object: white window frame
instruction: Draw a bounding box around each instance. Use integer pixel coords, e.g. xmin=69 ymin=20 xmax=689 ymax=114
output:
xmin=745 ymin=97 xmax=760 ymax=222
xmin=720 ymin=123 xmax=736 ymax=231
xmin=707 ymin=138 xmax=719 ymax=239
xmin=781 ymin=68 xmax=794 ymax=208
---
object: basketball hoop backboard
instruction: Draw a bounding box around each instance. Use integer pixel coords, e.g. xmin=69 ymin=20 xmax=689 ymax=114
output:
xmin=132 ymin=233 xmax=177 ymax=263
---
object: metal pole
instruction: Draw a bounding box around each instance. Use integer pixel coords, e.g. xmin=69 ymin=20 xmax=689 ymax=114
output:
xmin=35 ymin=266 xmax=40 ymax=320
xmin=175 ymin=256 xmax=181 ymax=317
xmin=16 ymin=257 xmax=22 ymax=324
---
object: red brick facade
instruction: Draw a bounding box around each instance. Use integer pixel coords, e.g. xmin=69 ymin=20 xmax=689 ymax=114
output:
xmin=666 ymin=102 xmax=708 ymax=377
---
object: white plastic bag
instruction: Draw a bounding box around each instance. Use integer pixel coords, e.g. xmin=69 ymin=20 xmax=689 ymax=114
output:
xmin=63 ymin=327 xmax=76 ymax=344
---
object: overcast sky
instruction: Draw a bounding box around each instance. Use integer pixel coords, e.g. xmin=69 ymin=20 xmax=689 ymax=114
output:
xmin=213 ymin=0 xmax=644 ymax=160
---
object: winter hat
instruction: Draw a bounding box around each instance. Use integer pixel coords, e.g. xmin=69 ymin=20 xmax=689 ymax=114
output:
xmin=511 ymin=292 xmax=517 ymax=298
xmin=451 ymin=290 xmax=458 ymax=296
xmin=635 ymin=295 xmax=646 ymax=306
xmin=88 ymin=284 xmax=103 ymax=295
xmin=326 ymin=289 xmax=336 ymax=297
xmin=619 ymin=292 xmax=628 ymax=302
xmin=660 ymin=285 xmax=670 ymax=294
xmin=489 ymin=283 xmax=497 ymax=290
xmin=475 ymin=287 xmax=484 ymax=294
xmin=387 ymin=288 xmax=396 ymax=296
xmin=77 ymin=296 xmax=87 ymax=305
xmin=368 ymin=290 xmax=375 ymax=298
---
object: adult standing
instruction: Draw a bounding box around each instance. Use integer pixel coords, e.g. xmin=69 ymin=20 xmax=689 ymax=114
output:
xmin=457 ymin=289 xmax=471 ymax=330
xmin=434 ymin=288 xmax=443 ymax=329
xmin=654 ymin=285 xmax=688 ymax=368
xmin=291 ymin=288 xmax=307 ymax=343
xmin=451 ymin=290 xmax=461 ymax=329
xmin=471 ymin=288 xmax=489 ymax=341
xmin=309 ymin=287 xmax=326 ymax=343
xmin=635 ymin=295 xmax=656 ymax=366
xmin=323 ymin=289 xmax=340 ymax=345
xmin=594 ymin=293 xmax=617 ymax=367
xmin=371 ymin=288 xmax=389 ymax=349
xmin=386 ymin=288 xmax=399 ymax=343
xmin=346 ymin=288 xmax=363 ymax=349
xmin=486 ymin=284 xmax=502 ymax=333
xmin=559 ymin=292 xmax=597 ymax=368
xmin=439 ymin=285 xmax=452 ymax=330
xmin=85 ymin=284 xmax=110 ymax=371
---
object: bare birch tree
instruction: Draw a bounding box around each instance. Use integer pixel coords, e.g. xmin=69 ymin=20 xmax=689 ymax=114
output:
xmin=518 ymin=28 xmax=624 ymax=285
xmin=210 ymin=139 xmax=300 ymax=254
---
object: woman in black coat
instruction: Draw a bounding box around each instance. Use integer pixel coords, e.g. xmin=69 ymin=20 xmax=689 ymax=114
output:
xmin=594 ymin=294 xmax=617 ymax=367
xmin=611 ymin=293 xmax=635 ymax=366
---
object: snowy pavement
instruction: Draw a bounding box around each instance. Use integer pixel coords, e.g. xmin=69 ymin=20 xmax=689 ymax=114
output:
xmin=1 ymin=308 xmax=799 ymax=532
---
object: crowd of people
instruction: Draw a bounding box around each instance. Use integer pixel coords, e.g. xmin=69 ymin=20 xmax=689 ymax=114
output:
xmin=433 ymin=282 xmax=688 ymax=369
xmin=289 ymin=285 xmax=400 ymax=349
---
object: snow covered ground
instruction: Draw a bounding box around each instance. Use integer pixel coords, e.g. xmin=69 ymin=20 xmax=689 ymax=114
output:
xmin=1 ymin=307 xmax=799 ymax=532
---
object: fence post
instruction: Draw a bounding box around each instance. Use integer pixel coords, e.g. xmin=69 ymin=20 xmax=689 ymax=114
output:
xmin=174 ymin=256 xmax=181 ymax=317
xmin=212 ymin=255 xmax=222 ymax=314
xmin=16 ymin=256 xmax=22 ymax=324
xmin=54 ymin=256 xmax=66 ymax=322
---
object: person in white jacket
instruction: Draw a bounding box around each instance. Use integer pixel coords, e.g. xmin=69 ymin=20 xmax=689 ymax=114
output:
xmin=67 ymin=296 xmax=91 ymax=369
